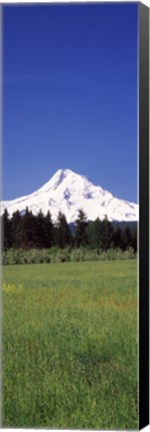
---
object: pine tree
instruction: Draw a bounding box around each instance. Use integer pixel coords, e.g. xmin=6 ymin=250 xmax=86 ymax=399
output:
xmin=75 ymin=209 xmax=88 ymax=247
xmin=56 ymin=211 xmax=72 ymax=249
xmin=94 ymin=218 xmax=102 ymax=252
xmin=86 ymin=218 xmax=101 ymax=252
xmin=11 ymin=210 xmax=22 ymax=248
xmin=100 ymin=215 xmax=113 ymax=250
xmin=44 ymin=211 xmax=54 ymax=248
xmin=2 ymin=209 xmax=12 ymax=250
xmin=35 ymin=210 xmax=46 ymax=248
xmin=112 ymin=224 xmax=123 ymax=249
xmin=85 ymin=221 xmax=95 ymax=249
xmin=122 ymin=225 xmax=132 ymax=250
xmin=20 ymin=207 xmax=37 ymax=249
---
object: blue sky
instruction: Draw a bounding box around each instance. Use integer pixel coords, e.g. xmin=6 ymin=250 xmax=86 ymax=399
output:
xmin=3 ymin=3 xmax=138 ymax=202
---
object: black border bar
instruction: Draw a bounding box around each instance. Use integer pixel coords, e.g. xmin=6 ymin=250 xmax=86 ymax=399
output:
xmin=139 ymin=2 xmax=149 ymax=429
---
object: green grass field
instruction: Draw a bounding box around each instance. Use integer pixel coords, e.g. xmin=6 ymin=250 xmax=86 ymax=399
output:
xmin=3 ymin=260 xmax=138 ymax=429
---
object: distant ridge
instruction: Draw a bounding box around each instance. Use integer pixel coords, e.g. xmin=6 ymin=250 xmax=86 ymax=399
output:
xmin=2 ymin=169 xmax=138 ymax=223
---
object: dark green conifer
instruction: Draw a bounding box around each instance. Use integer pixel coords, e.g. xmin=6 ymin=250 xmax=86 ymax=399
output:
xmin=75 ymin=209 xmax=88 ymax=247
xmin=11 ymin=210 xmax=22 ymax=248
xmin=2 ymin=209 xmax=12 ymax=250
xmin=20 ymin=207 xmax=37 ymax=249
xmin=56 ymin=211 xmax=72 ymax=249
xmin=100 ymin=215 xmax=113 ymax=250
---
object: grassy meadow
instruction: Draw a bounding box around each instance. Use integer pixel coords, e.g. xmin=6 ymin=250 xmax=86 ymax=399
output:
xmin=2 ymin=260 xmax=138 ymax=429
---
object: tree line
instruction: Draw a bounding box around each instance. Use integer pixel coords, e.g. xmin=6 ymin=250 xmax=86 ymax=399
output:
xmin=1 ymin=208 xmax=137 ymax=252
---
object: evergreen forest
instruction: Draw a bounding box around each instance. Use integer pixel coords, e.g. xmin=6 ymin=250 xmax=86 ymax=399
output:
xmin=2 ymin=207 xmax=137 ymax=258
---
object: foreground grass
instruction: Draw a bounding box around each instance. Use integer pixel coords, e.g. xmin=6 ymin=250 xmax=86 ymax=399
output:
xmin=3 ymin=260 xmax=138 ymax=429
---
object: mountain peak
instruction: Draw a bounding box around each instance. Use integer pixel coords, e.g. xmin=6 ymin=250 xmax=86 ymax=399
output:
xmin=53 ymin=168 xmax=74 ymax=179
xmin=48 ymin=169 xmax=74 ymax=190
xmin=54 ymin=168 xmax=73 ymax=177
xmin=1 ymin=168 xmax=138 ymax=223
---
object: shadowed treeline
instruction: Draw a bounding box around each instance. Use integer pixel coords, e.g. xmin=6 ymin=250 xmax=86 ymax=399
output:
xmin=2 ymin=208 xmax=137 ymax=253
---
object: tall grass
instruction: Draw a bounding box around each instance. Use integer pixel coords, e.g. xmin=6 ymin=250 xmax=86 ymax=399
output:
xmin=2 ymin=246 xmax=136 ymax=265
xmin=3 ymin=260 xmax=138 ymax=429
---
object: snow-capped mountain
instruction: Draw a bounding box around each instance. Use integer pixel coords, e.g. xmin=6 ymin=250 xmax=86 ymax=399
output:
xmin=1 ymin=169 xmax=138 ymax=223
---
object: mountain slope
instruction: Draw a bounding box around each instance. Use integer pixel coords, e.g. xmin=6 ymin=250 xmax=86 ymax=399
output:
xmin=1 ymin=169 xmax=138 ymax=223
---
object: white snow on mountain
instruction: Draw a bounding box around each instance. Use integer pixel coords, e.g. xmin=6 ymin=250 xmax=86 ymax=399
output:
xmin=1 ymin=169 xmax=138 ymax=223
